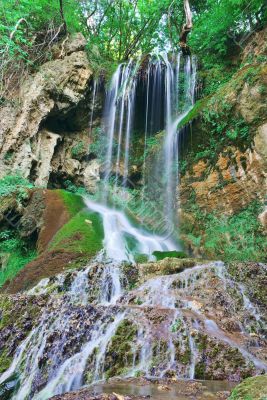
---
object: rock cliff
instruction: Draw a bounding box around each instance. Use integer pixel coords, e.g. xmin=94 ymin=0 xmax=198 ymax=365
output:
xmin=0 ymin=33 xmax=102 ymax=193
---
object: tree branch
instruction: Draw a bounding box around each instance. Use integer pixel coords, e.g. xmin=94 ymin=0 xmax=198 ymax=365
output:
xmin=179 ymin=0 xmax=193 ymax=55
xmin=10 ymin=18 xmax=28 ymax=40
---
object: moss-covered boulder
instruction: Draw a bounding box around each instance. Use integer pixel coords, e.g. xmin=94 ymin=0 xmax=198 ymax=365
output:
xmin=229 ymin=374 xmax=267 ymax=400
xmin=1 ymin=189 xmax=104 ymax=292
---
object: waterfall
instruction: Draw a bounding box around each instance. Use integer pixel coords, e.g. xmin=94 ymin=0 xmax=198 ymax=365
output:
xmin=2 ymin=53 xmax=265 ymax=400
xmin=85 ymin=199 xmax=176 ymax=263
xmin=102 ymin=60 xmax=139 ymax=195
xmin=89 ymin=79 xmax=98 ymax=137
xmin=98 ymin=53 xmax=197 ymax=249
xmin=162 ymin=54 xmax=197 ymax=223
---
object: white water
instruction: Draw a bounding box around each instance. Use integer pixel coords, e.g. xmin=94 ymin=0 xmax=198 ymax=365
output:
xmin=162 ymin=54 xmax=197 ymax=222
xmin=89 ymin=79 xmax=98 ymax=137
xmin=84 ymin=198 xmax=176 ymax=263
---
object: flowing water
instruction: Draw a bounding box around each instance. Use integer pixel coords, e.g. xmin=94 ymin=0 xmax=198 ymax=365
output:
xmin=84 ymin=199 xmax=176 ymax=263
xmin=1 ymin=257 xmax=266 ymax=399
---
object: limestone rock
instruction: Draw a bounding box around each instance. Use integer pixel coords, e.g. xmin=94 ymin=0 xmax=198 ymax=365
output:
xmin=83 ymin=159 xmax=100 ymax=193
xmin=0 ymin=33 xmax=93 ymax=188
xmin=180 ymin=125 xmax=267 ymax=216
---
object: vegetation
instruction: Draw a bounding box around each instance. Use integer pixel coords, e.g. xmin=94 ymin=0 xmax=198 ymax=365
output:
xmin=229 ymin=374 xmax=267 ymax=400
xmin=181 ymin=201 xmax=267 ymax=262
xmin=0 ymin=174 xmax=33 ymax=201
xmin=153 ymin=250 xmax=187 ymax=261
xmin=0 ymin=230 xmax=36 ymax=287
xmin=0 ymin=176 xmax=36 ymax=287
xmin=49 ymin=208 xmax=104 ymax=259
xmin=1 ymin=0 xmax=266 ymax=94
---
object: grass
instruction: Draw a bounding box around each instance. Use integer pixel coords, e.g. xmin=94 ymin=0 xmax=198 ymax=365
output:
xmin=0 ymin=249 xmax=37 ymax=287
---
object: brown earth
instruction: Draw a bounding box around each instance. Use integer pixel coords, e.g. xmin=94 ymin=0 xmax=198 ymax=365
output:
xmin=37 ymin=190 xmax=69 ymax=253
xmin=1 ymin=249 xmax=80 ymax=293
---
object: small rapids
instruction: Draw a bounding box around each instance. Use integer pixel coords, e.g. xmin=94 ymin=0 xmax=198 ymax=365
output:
xmin=1 ymin=257 xmax=266 ymax=399
xmin=84 ymin=199 xmax=177 ymax=263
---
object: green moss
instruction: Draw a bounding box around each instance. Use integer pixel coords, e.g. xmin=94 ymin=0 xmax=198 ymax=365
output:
xmin=104 ymin=319 xmax=137 ymax=379
xmin=178 ymin=98 xmax=209 ymax=129
xmin=194 ymin=361 xmax=206 ymax=379
xmin=49 ymin=209 xmax=104 ymax=258
xmin=153 ymin=250 xmax=187 ymax=261
xmin=181 ymin=201 xmax=266 ymax=262
xmin=0 ymin=349 xmax=12 ymax=373
xmin=57 ymin=190 xmax=85 ymax=216
xmin=0 ymin=249 xmax=37 ymax=287
xmin=0 ymin=295 xmax=41 ymax=331
xmin=229 ymin=374 xmax=267 ymax=400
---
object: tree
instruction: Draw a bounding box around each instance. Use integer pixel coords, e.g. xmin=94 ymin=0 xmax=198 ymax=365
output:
xmin=180 ymin=0 xmax=193 ymax=54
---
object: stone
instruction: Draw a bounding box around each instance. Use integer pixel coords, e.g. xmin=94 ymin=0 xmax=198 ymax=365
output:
xmin=83 ymin=159 xmax=101 ymax=193
xmin=0 ymin=38 xmax=93 ymax=187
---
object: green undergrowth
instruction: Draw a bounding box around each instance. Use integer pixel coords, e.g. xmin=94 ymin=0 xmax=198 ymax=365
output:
xmin=153 ymin=251 xmax=187 ymax=261
xmin=179 ymin=63 xmax=266 ymax=173
xmin=49 ymin=209 xmax=104 ymax=258
xmin=229 ymin=374 xmax=267 ymax=400
xmin=181 ymin=201 xmax=266 ymax=262
xmin=0 ymin=175 xmax=33 ymax=201
xmin=0 ymin=231 xmax=37 ymax=288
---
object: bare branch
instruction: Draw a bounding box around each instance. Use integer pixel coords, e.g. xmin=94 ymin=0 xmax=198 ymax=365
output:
xmin=10 ymin=18 xmax=28 ymax=40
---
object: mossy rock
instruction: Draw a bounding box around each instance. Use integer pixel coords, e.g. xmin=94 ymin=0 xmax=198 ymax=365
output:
xmin=229 ymin=374 xmax=267 ymax=400
xmin=104 ymin=319 xmax=137 ymax=378
xmin=152 ymin=250 xmax=187 ymax=261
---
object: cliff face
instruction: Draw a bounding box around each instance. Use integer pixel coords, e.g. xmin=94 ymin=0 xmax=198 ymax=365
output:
xmin=179 ymin=28 xmax=267 ymax=258
xmin=0 ymin=33 xmax=102 ymax=193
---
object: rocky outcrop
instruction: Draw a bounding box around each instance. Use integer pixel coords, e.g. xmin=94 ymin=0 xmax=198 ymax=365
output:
xmin=0 ymin=33 xmax=102 ymax=193
xmin=180 ymin=124 xmax=267 ymax=217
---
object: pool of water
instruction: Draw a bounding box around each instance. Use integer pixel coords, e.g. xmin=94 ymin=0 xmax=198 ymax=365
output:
xmin=92 ymin=378 xmax=236 ymax=399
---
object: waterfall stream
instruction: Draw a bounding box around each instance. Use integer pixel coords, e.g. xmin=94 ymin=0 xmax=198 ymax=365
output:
xmin=1 ymin=259 xmax=266 ymax=399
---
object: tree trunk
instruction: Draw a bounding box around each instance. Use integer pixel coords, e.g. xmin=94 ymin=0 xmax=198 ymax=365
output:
xmin=59 ymin=0 xmax=67 ymax=33
xmin=179 ymin=0 xmax=193 ymax=55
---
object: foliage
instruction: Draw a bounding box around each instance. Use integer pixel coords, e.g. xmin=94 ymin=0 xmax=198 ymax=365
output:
xmin=0 ymin=230 xmax=36 ymax=287
xmin=71 ymin=141 xmax=86 ymax=160
xmin=0 ymin=175 xmax=33 ymax=202
xmin=181 ymin=201 xmax=266 ymax=262
xmin=189 ymin=0 xmax=267 ymax=68
xmin=0 ymin=0 xmax=84 ymax=96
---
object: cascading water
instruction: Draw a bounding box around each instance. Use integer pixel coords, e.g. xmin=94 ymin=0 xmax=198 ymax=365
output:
xmin=1 ymin=257 xmax=267 ymax=399
xmin=87 ymin=53 xmax=197 ymax=259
